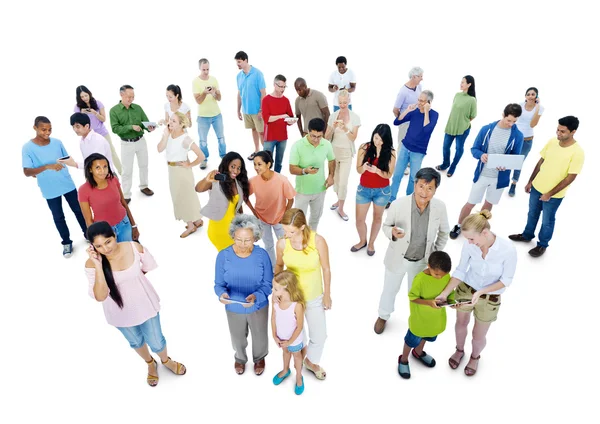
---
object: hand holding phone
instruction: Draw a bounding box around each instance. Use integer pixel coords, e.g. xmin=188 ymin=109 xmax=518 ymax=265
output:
xmin=392 ymin=227 xmax=405 ymax=239
xmin=58 ymin=156 xmax=70 ymax=161
xmin=214 ymin=173 xmax=227 ymax=181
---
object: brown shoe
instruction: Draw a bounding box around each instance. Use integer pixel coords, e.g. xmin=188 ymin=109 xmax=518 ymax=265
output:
xmin=140 ymin=188 xmax=154 ymax=196
xmin=254 ymin=359 xmax=265 ymax=375
xmin=234 ymin=362 xmax=245 ymax=375
xmin=374 ymin=317 xmax=387 ymax=334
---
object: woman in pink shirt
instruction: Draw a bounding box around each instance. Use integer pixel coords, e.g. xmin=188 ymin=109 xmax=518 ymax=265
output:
xmin=85 ymin=221 xmax=186 ymax=387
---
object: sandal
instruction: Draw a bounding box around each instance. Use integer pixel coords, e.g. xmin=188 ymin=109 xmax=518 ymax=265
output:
xmin=247 ymin=152 xmax=257 ymax=161
xmin=161 ymin=356 xmax=187 ymax=375
xmin=303 ymin=358 xmax=326 ymax=380
xmin=464 ymin=355 xmax=480 ymax=377
xmin=180 ymin=227 xmax=197 ymax=238
xmin=448 ymin=347 xmax=465 ymax=369
xmin=193 ymin=219 xmax=204 ymax=228
xmin=145 ymin=358 xmax=159 ymax=387
xmin=411 ymin=349 xmax=436 ymax=368
xmin=447 ymin=173 xmax=453 ymax=178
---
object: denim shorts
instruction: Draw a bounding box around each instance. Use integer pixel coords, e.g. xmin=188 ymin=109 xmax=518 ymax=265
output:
xmin=356 ymin=184 xmax=391 ymax=207
xmin=404 ymin=329 xmax=437 ymax=348
xmin=287 ymin=342 xmax=304 ymax=353
xmin=116 ymin=313 xmax=166 ymax=353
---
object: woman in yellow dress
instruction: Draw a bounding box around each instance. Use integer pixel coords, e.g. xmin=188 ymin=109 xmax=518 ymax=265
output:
xmin=196 ymin=152 xmax=249 ymax=250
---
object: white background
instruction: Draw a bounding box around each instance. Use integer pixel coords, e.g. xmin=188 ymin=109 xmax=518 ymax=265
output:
xmin=2 ymin=1 xmax=597 ymax=422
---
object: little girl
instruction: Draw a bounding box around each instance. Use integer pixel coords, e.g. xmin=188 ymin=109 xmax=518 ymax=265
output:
xmin=271 ymin=271 xmax=306 ymax=395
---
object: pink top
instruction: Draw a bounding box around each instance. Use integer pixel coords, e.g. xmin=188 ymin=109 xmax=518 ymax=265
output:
xmin=78 ymin=177 xmax=127 ymax=226
xmin=274 ymin=302 xmax=304 ymax=346
xmin=249 ymin=173 xmax=296 ymax=224
xmin=85 ymin=243 xmax=160 ymax=328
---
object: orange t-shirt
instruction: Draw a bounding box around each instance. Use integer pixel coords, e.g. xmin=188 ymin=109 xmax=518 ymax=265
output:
xmin=249 ymin=173 xmax=296 ymax=224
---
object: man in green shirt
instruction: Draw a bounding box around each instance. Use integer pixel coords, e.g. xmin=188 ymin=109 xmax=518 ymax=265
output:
xmin=109 ymin=85 xmax=156 ymax=203
xmin=288 ymin=118 xmax=335 ymax=231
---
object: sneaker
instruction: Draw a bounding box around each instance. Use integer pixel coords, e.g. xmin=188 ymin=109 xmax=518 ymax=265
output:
xmin=63 ymin=243 xmax=73 ymax=258
xmin=200 ymin=159 xmax=208 ymax=170
xmin=449 ymin=225 xmax=461 ymax=240
xmin=508 ymin=183 xmax=516 ymax=197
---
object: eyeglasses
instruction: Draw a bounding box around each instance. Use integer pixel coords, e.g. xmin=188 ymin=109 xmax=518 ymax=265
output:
xmin=234 ymin=238 xmax=254 ymax=245
xmin=275 ymin=84 xmax=287 ymax=89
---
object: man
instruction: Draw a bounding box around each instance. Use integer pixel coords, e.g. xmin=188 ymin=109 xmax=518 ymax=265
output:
xmin=235 ymin=51 xmax=266 ymax=160
xmin=509 ymin=116 xmax=584 ymax=257
xmin=294 ymin=77 xmax=330 ymax=138
xmin=389 ymin=90 xmax=439 ymax=205
xmin=59 ymin=112 xmax=117 ymax=174
xmin=109 ymin=85 xmax=156 ymax=204
xmin=328 ymin=56 xmax=356 ymax=111
xmin=261 ymin=74 xmax=294 ymax=173
xmin=193 ymin=58 xmax=226 ymax=169
xmin=375 ymin=167 xmax=449 ymax=334
xmin=22 ymin=116 xmax=87 ymax=258
xmin=289 ymin=118 xmax=336 ymax=231
xmin=450 ymin=104 xmax=524 ymax=239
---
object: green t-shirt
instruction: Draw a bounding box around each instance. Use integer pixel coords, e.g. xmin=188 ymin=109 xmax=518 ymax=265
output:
xmin=289 ymin=136 xmax=335 ymax=195
xmin=408 ymin=272 xmax=454 ymax=337
xmin=444 ymin=92 xmax=477 ymax=136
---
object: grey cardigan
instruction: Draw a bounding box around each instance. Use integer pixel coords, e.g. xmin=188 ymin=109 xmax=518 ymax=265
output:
xmin=200 ymin=181 xmax=244 ymax=221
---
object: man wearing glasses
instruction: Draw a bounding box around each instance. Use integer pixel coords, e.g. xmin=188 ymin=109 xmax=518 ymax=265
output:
xmin=289 ymin=118 xmax=335 ymax=231
xmin=261 ymin=74 xmax=294 ymax=173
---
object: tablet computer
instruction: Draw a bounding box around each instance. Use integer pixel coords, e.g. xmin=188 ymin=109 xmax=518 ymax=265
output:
xmin=142 ymin=121 xmax=158 ymax=129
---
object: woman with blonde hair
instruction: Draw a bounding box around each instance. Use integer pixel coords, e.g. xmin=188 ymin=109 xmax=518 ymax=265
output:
xmin=157 ymin=112 xmax=205 ymax=238
xmin=275 ymin=208 xmax=331 ymax=380
xmin=436 ymin=210 xmax=517 ymax=377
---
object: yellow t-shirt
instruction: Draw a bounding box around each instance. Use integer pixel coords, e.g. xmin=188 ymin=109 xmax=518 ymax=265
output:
xmin=533 ymin=138 xmax=584 ymax=198
xmin=192 ymin=76 xmax=221 ymax=117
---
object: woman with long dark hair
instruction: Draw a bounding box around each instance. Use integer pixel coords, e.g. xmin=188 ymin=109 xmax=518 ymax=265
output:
xmin=159 ymin=84 xmax=192 ymax=128
xmin=436 ymin=75 xmax=477 ymax=177
xmin=196 ymin=151 xmax=250 ymax=250
xmin=78 ymin=153 xmax=139 ymax=242
xmin=85 ymin=221 xmax=186 ymax=387
xmin=352 ymin=124 xmax=396 ymax=256
xmin=75 ymin=85 xmax=122 ymax=174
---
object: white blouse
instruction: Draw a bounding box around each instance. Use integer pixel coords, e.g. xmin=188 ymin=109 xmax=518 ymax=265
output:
xmin=164 ymin=102 xmax=191 ymax=117
xmin=166 ymin=134 xmax=193 ymax=162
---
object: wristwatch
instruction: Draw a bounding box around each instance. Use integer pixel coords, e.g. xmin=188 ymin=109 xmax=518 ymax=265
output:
xmin=301 ymin=168 xmax=307 ymax=175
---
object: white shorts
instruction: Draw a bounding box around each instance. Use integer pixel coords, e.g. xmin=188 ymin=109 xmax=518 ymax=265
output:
xmin=467 ymin=175 xmax=504 ymax=205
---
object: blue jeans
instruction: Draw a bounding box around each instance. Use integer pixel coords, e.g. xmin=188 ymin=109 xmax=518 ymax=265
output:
xmin=263 ymin=140 xmax=287 ymax=173
xmin=511 ymin=137 xmax=533 ymax=183
xmin=260 ymin=221 xmax=285 ymax=269
xmin=390 ymin=144 xmax=425 ymax=202
xmin=440 ymin=127 xmax=471 ymax=174
xmin=522 ymin=186 xmax=563 ymax=248
xmin=197 ymin=114 xmax=226 ymax=159
xmin=404 ymin=329 xmax=437 ymax=348
xmin=355 ymin=184 xmax=391 ymax=207
xmin=333 ymin=104 xmax=353 ymax=112
xmin=46 ymin=188 xmax=87 ymax=245
xmin=117 ymin=313 xmax=167 ymax=353
xmin=113 ymin=215 xmax=133 ymax=242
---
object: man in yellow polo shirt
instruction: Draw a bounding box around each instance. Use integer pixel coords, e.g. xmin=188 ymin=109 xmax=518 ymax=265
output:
xmin=509 ymin=116 xmax=584 ymax=257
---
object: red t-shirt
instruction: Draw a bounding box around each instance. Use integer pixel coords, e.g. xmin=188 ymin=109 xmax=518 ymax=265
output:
xmin=262 ymin=95 xmax=293 ymax=142
xmin=78 ymin=177 xmax=127 ymax=226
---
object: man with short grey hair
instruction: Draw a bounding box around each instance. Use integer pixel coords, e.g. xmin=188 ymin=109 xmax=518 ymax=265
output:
xmin=393 ymin=67 xmax=424 ymax=145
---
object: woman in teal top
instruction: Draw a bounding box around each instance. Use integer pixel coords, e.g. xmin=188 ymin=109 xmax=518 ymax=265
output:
xmin=436 ymin=76 xmax=477 ymax=177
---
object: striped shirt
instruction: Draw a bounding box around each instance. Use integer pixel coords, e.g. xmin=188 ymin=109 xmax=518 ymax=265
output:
xmin=481 ymin=126 xmax=511 ymax=178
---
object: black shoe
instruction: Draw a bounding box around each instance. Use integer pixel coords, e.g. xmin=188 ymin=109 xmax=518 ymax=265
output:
xmin=508 ymin=234 xmax=532 ymax=242
xmin=449 ymin=225 xmax=461 ymax=240
xmin=528 ymin=246 xmax=546 ymax=257
xmin=385 ymin=202 xmax=391 ymax=209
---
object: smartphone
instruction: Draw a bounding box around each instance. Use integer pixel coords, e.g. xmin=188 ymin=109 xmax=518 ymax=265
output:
xmin=214 ymin=173 xmax=227 ymax=181
xmin=311 ymin=167 xmax=319 ymax=171
xmin=207 ymin=86 xmax=213 ymax=91
xmin=58 ymin=155 xmax=70 ymax=160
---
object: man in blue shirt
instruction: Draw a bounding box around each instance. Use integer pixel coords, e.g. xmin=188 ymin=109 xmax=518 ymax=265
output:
xmin=235 ymin=51 xmax=266 ymax=161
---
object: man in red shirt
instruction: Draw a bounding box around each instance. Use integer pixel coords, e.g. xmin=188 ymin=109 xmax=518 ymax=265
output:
xmin=261 ymin=75 xmax=295 ymax=173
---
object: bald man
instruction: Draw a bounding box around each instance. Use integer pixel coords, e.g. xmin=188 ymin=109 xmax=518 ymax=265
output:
xmin=294 ymin=78 xmax=330 ymax=137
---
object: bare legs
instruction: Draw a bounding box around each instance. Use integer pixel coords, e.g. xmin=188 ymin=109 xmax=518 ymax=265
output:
xmin=451 ymin=311 xmax=492 ymax=373
xmin=251 ymin=129 xmax=264 ymax=153
xmin=458 ymin=202 xmax=494 ymax=225
xmin=134 ymin=344 xmax=182 ymax=375
xmin=354 ymin=202 xmax=385 ymax=251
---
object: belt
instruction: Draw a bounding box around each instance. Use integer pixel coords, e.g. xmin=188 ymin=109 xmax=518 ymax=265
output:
xmin=121 ymin=135 xmax=143 ymax=142
xmin=523 ymin=136 xmax=534 ymax=141
xmin=167 ymin=161 xmax=180 ymax=166
xmin=405 ymin=257 xmax=423 ymax=262
xmin=464 ymin=283 xmax=500 ymax=302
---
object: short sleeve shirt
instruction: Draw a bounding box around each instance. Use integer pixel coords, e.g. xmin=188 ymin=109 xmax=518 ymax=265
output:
xmin=22 ymin=138 xmax=76 ymax=199
xmin=192 ymin=76 xmax=221 ymax=117
xmin=289 ymin=137 xmax=335 ymax=195
xmin=237 ymin=66 xmax=266 ymax=115
xmin=329 ymin=68 xmax=356 ymax=106
xmin=533 ymin=138 xmax=584 ymax=198
xmin=295 ymin=89 xmax=329 ymax=132
xmin=78 ymin=177 xmax=127 ymax=226
xmin=249 ymin=173 xmax=296 ymax=224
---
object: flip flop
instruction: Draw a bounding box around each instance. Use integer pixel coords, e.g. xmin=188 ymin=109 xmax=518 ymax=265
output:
xmin=303 ymin=358 xmax=326 ymax=380
xmin=247 ymin=153 xmax=257 ymax=161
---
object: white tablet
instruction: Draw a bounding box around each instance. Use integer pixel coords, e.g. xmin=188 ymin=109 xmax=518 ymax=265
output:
xmin=142 ymin=121 xmax=158 ymax=129
xmin=486 ymin=154 xmax=525 ymax=170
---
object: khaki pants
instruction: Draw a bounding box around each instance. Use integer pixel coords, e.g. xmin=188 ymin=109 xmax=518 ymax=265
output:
xmin=295 ymin=191 xmax=326 ymax=231
xmin=103 ymin=133 xmax=122 ymax=174
xmin=333 ymin=146 xmax=353 ymax=200
xmin=120 ymin=137 xmax=149 ymax=199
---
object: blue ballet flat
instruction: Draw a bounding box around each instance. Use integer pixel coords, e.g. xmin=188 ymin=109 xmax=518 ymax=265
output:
xmin=294 ymin=376 xmax=305 ymax=395
xmin=272 ymin=369 xmax=291 ymax=385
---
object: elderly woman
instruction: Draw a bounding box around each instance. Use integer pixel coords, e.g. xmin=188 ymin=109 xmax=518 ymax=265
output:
xmin=214 ymin=214 xmax=273 ymax=376
xmin=436 ymin=210 xmax=517 ymax=377
xmin=325 ymin=89 xmax=360 ymax=221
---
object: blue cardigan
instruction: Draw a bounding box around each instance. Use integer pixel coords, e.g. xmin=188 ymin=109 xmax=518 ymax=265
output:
xmin=471 ymin=121 xmax=524 ymax=189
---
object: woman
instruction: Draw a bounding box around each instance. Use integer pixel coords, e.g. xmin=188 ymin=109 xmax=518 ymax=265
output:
xmin=275 ymin=208 xmax=331 ymax=380
xmin=196 ymin=151 xmax=250 ymax=251
xmin=436 ymin=75 xmax=477 ymax=177
xmin=352 ymin=124 xmax=396 ymax=256
xmin=325 ymin=89 xmax=360 ymax=221
xmin=214 ymin=214 xmax=273 ymax=375
xmin=157 ymin=112 xmax=205 ymax=238
xmin=159 ymin=84 xmax=192 ymax=128
xmin=508 ymin=87 xmax=544 ymax=197
xmin=436 ymin=210 xmax=517 ymax=377
xmin=75 ymin=85 xmax=122 ymax=174
xmin=78 ymin=153 xmax=139 ymax=242
xmin=85 ymin=221 xmax=186 ymax=387
xmin=246 ymin=151 xmax=296 ymax=267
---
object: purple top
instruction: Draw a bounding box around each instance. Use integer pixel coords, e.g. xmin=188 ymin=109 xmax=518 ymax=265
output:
xmin=74 ymin=99 xmax=108 ymax=136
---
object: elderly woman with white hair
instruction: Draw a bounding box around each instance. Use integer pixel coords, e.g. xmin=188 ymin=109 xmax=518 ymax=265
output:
xmin=214 ymin=214 xmax=273 ymax=376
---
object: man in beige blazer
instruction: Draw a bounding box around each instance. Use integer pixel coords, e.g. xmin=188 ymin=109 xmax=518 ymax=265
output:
xmin=375 ymin=167 xmax=449 ymax=334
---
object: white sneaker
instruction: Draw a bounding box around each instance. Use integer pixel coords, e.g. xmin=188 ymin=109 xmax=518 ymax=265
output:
xmin=63 ymin=243 xmax=73 ymax=258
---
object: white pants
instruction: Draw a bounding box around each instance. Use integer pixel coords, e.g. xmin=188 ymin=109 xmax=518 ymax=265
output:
xmin=467 ymin=175 xmax=504 ymax=205
xmin=303 ymin=294 xmax=328 ymax=364
xmin=260 ymin=221 xmax=284 ymax=269
xmin=121 ymin=137 xmax=149 ymax=199
xmin=396 ymin=121 xmax=410 ymax=147
xmin=295 ymin=191 xmax=326 ymax=231
xmin=378 ymin=258 xmax=427 ymax=320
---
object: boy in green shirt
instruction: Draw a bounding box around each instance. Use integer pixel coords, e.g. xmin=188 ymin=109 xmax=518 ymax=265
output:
xmin=398 ymin=251 xmax=454 ymax=379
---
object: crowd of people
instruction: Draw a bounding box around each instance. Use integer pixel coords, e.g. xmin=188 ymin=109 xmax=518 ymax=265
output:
xmin=21 ymin=52 xmax=585 ymax=392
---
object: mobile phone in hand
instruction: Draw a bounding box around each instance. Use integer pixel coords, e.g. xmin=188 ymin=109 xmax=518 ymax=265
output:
xmin=214 ymin=173 xmax=227 ymax=181
xmin=58 ymin=156 xmax=70 ymax=160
